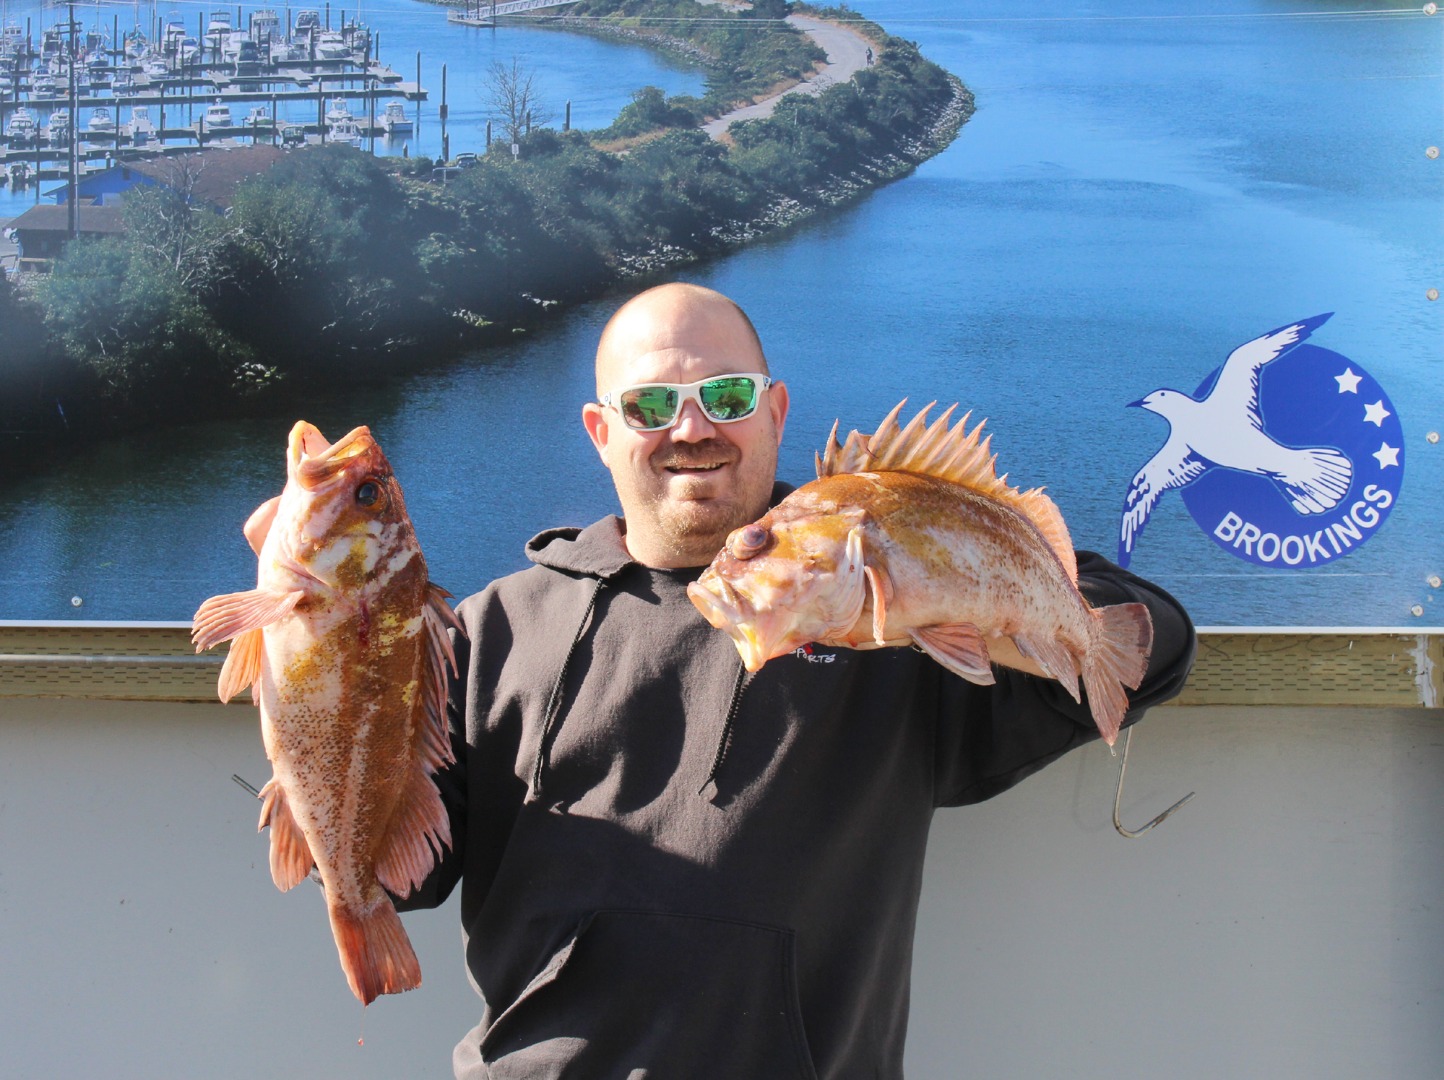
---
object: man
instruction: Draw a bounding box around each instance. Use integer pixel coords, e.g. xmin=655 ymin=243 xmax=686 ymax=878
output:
xmin=404 ymin=282 xmax=1195 ymax=1078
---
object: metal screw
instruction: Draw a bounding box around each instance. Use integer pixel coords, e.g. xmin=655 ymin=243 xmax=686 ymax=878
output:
xmin=1412 ymin=604 xmax=1425 ymax=617
xmin=1429 ymin=432 xmax=1441 ymax=444
xmin=1429 ymin=147 xmax=1442 ymax=160
xmin=1429 ymin=288 xmax=1441 ymax=301
xmin=1427 ymin=3 xmax=1439 ymax=17
xmin=1429 ymin=575 xmax=1442 ymax=589
xmin=70 ymin=596 xmax=83 ymax=607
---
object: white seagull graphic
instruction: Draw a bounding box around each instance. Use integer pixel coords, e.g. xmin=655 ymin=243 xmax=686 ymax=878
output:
xmin=1118 ymin=313 xmax=1351 ymax=567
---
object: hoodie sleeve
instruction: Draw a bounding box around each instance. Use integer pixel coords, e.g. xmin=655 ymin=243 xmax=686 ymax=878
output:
xmin=932 ymin=550 xmax=1196 ymax=808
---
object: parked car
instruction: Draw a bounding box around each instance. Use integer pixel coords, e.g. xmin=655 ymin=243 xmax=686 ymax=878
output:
xmin=453 ymin=152 xmax=478 ymax=169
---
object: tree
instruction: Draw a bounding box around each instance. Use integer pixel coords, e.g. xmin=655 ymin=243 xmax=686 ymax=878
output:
xmin=483 ymin=57 xmax=553 ymax=148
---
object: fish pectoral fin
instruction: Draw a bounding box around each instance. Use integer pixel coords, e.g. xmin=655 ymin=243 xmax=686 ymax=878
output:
xmin=912 ymin=623 xmax=996 ymax=685
xmin=864 ymin=564 xmax=891 ymax=646
xmin=216 ymin=627 xmax=264 ymax=704
xmin=375 ymin=764 xmax=451 ymax=899
xmin=258 ymin=777 xmax=315 ymax=892
xmin=242 ymin=495 xmax=282 ymax=556
xmin=1011 ymin=633 xmax=1082 ymax=703
xmin=191 ymin=588 xmax=303 ymax=652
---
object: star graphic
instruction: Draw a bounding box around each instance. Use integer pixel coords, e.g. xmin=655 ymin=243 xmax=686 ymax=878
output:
xmin=1363 ymin=400 xmax=1391 ymax=427
xmin=1335 ymin=368 xmax=1363 ymax=394
xmin=1373 ymin=442 xmax=1400 ymax=468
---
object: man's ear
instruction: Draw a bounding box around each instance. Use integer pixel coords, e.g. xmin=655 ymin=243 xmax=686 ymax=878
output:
xmin=768 ymin=379 xmax=790 ymax=444
xmin=582 ymin=402 xmax=610 ymax=461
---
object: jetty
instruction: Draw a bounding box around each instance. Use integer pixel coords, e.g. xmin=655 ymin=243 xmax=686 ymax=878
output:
xmin=447 ymin=0 xmax=579 ymax=28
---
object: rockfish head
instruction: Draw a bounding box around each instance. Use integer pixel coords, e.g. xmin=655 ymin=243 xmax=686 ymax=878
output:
xmin=687 ymin=495 xmax=869 ymax=671
xmin=263 ymin=421 xmax=420 ymax=591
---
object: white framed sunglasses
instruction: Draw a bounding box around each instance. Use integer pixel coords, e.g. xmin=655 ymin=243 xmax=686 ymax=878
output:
xmin=601 ymin=372 xmax=774 ymax=431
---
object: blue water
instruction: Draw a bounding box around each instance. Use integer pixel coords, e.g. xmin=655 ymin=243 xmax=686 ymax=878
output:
xmin=2 ymin=0 xmax=1441 ymax=627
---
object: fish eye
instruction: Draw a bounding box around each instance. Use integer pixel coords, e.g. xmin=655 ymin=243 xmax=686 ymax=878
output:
xmin=729 ymin=524 xmax=770 ymax=560
xmin=355 ymin=480 xmax=382 ymax=507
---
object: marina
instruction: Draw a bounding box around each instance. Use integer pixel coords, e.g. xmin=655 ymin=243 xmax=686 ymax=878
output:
xmin=0 ymin=3 xmax=428 ymax=186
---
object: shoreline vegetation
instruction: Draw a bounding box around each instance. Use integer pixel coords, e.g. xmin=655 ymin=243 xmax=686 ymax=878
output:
xmin=0 ymin=1 xmax=972 ymax=448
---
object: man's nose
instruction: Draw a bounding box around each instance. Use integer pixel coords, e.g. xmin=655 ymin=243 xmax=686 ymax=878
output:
xmin=669 ymin=399 xmax=717 ymax=441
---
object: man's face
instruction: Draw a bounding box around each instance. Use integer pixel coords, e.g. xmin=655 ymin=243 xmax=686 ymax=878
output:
xmin=583 ymin=289 xmax=789 ymax=569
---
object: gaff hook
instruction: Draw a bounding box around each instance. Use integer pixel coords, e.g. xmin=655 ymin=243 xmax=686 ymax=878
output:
xmin=1113 ymin=726 xmax=1195 ymax=839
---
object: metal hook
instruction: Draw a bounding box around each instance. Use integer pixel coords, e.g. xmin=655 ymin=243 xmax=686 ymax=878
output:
xmin=1113 ymin=726 xmax=1195 ymax=838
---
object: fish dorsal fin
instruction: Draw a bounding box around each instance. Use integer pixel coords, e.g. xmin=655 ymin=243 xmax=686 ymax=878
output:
xmin=819 ymin=400 xmax=1078 ymax=584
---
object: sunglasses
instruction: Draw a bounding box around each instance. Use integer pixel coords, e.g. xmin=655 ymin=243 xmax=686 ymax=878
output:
xmin=601 ymin=373 xmax=773 ymax=431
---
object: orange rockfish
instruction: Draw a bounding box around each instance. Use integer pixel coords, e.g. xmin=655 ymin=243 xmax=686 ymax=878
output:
xmin=687 ymin=402 xmax=1153 ymax=745
xmin=192 ymin=421 xmax=460 ymax=1005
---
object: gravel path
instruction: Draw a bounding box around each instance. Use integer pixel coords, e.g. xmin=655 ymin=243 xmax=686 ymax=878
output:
xmin=702 ymin=14 xmax=875 ymax=139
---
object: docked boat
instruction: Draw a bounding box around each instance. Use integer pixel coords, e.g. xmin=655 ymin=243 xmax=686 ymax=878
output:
xmin=294 ymin=9 xmax=321 ymax=36
xmin=202 ymin=101 xmax=233 ymax=129
xmin=205 ymin=10 xmax=233 ymax=51
xmin=382 ymin=101 xmax=413 ymax=135
xmin=46 ymin=109 xmax=71 ymax=145
xmin=249 ymin=9 xmax=282 ymax=46
xmin=86 ymin=107 xmax=115 ymax=134
xmin=5 ymin=107 xmax=38 ymax=145
xmin=315 ymin=31 xmax=350 ymax=61
xmin=129 ymin=106 xmax=155 ymax=145
xmin=324 ymin=97 xmax=354 ymax=127
xmin=327 ymin=115 xmax=363 ymax=148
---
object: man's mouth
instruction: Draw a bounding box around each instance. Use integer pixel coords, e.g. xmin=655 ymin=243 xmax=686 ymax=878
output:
xmin=664 ymin=462 xmax=727 ymax=474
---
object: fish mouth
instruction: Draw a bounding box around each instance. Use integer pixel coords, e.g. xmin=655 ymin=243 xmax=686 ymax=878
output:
xmin=288 ymin=421 xmax=377 ymax=490
xmin=687 ymin=577 xmax=774 ymax=672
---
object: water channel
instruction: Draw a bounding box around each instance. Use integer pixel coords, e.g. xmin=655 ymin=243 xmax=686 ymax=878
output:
xmin=1 ymin=0 xmax=1440 ymax=628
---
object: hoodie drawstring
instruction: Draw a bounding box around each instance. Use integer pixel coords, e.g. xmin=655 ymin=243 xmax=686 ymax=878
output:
xmin=530 ymin=577 xmax=607 ymax=803
xmin=699 ymin=661 xmax=751 ymax=796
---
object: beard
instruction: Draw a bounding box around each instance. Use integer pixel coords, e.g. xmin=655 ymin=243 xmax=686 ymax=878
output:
xmin=628 ymin=437 xmax=777 ymax=567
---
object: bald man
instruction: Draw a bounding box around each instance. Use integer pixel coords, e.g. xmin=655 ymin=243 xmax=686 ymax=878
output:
xmin=402 ymin=283 xmax=1195 ymax=1078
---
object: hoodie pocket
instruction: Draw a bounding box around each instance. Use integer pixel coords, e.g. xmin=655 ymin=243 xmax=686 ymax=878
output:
xmin=480 ymin=909 xmax=819 ymax=1080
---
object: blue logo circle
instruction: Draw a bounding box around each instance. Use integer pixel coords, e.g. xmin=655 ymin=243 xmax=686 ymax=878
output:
xmin=1179 ymin=343 xmax=1404 ymax=568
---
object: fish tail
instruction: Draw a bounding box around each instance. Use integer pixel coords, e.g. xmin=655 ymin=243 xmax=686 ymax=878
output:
xmin=329 ymin=897 xmax=421 ymax=1006
xmin=1080 ymin=602 xmax=1154 ymax=746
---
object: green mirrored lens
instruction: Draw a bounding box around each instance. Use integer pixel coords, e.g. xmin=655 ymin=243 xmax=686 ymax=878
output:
xmin=699 ymin=377 xmax=758 ymax=421
xmin=619 ymin=386 xmax=678 ymax=429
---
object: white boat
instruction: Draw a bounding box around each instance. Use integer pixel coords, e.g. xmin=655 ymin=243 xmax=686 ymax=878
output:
xmin=86 ymin=107 xmax=115 ymax=134
xmin=202 ymin=102 xmax=233 ymax=129
xmin=324 ymin=98 xmax=354 ymax=127
xmin=250 ymin=9 xmax=281 ymax=45
xmin=327 ymin=116 xmax=363 ymax=148
xmin=294 ymin=9 xmax=321 ymax=36
xmin=31 ymin=71 xmax=59 ymax=97
xmin=143 ymin=56 xmax=169 ymax=79
xmin=205 ymin=10 xmax=233 ymax=49
xmin=129 ymin=106 xmax=155 ymax=144
xmin=315 ymin=31 xmax=349 ymax=61
xmin=243 ymin=105 xmax=271 ymax=128
xmin=46 ymin=108 xmax=70 ymax=144
xmin=382 ymin=101 xmax=413 ymax=135
xmin=6 ymin=107 xmax=38 ymax=144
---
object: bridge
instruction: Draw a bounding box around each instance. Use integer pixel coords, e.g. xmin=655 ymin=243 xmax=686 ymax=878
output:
xmin=447 ymin=0 xmax=578 ymax=26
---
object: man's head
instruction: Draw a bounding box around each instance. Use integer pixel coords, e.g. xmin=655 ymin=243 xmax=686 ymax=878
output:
xmin=582 ymin=283 xmax=789 ymax=569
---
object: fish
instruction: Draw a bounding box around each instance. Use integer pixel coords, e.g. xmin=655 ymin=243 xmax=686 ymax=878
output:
xmin=191 ymin=421 xmax=461 ymax=1005
xmin=687 ymin=401 xmax=1153 ymax=745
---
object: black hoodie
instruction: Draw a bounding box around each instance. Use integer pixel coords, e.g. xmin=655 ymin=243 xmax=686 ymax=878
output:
xmin=403 ymin=489 xmax=1195 ymax=1079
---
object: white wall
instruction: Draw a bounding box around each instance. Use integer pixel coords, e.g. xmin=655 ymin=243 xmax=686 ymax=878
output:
xmin=1 ymin=700 xmax=1440 ymax=1078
